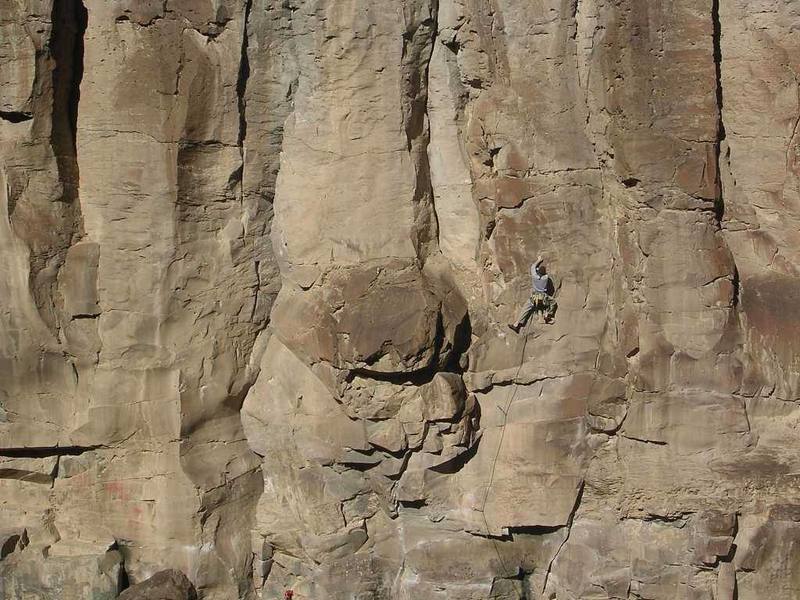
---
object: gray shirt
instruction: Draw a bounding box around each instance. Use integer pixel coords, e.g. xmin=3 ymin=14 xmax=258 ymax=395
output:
xmin=531 ymin=262 xmax=550 ymax=295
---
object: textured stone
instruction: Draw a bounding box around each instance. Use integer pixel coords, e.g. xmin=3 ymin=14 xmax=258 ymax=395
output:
xmin=1 ymin=0 xmax=799 ymax=598
xmin=118 ymin=569 xmax=197 ymax=600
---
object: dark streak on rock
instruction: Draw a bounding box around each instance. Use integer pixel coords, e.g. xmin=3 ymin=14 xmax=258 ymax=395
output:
xmin=711 ymin=0 xmax=726 ymax=222
xmin=0 ymin=110 xmax=33 ymax=123
xmin=236 ymin=0 xmax=253 ymax=149
xmin=51 ymin=0 xmax=87 ymax=205
xmin=0 ymin=445 xmax=102 ymax=458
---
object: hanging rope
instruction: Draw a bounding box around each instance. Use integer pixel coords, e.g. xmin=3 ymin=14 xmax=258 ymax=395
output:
xmin=477 ymin=324 xmax=532 ymax=600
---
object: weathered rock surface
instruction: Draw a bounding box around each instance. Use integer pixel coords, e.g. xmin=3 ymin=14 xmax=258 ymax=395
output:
xmin=118 ymin=569 xmax=198 ymax=600
xmin=1 ymin=0 xmax=799 ymax=599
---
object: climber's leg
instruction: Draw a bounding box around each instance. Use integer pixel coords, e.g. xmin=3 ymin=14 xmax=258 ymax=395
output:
xmin=510 ymin=297 xmax=536 ymax=332
xmin=543 ymin=296 xmax=558 ymax=322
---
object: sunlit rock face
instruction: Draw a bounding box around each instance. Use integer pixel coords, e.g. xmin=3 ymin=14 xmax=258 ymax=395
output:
xmin=1 ymin=1 xmax=799 ymax=599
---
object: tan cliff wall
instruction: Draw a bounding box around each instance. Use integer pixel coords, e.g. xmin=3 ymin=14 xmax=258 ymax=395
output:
xmin=0 ymin=1 xmax=799 ymax=599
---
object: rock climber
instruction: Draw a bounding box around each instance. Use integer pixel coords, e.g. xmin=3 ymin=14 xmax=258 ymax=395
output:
xmin=508 ymin=255 xmax=557 ymax=332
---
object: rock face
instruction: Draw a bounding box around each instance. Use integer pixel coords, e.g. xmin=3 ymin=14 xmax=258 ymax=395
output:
xmin=118 ymin=569 xmax=198 ymax=600
xmin=0 ymin=0 xmax=799 ymax=599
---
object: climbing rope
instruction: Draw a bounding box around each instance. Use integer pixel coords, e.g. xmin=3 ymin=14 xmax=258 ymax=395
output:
xmin=477 ymin=323 xmax=532 ymax=599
